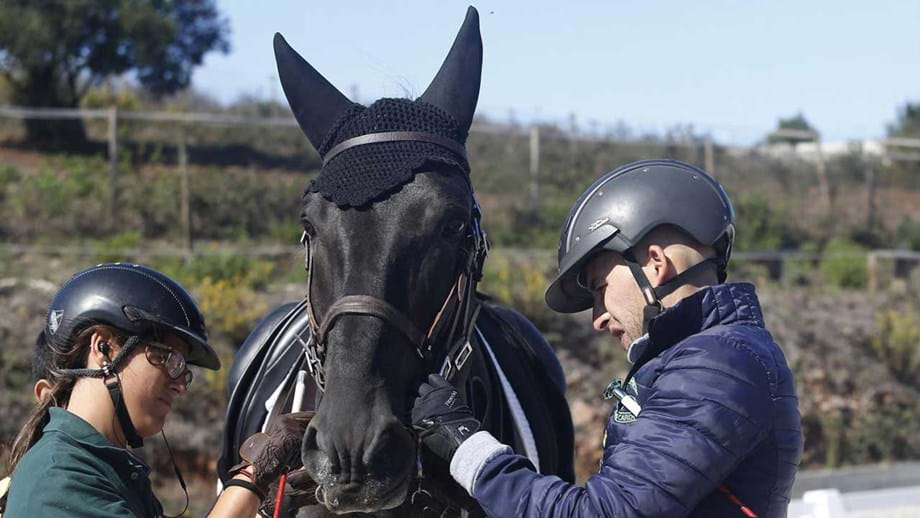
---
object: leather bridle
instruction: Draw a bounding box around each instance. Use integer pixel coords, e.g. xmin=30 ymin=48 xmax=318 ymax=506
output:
xmin=299 ymin=182 xmax=488 ymax=392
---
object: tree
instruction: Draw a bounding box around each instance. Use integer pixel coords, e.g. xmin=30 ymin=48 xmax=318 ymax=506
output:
xmin=767 ymin=112 xmax=818 ymax=145
xmin=0 ymin=0 xmax=229 ymax=145
xmin=887 ymin=102 xmax=920 ymax=138
xmin=885 ymin=102 xmax=920 ymax=185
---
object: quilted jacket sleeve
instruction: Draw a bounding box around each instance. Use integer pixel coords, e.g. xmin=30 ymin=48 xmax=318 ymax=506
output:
xmin=450 ymin=335 xmax=774 ymax=518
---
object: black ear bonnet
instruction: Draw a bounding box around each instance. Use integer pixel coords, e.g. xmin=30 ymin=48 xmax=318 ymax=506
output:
xmin=274 ymin=6 xmax=482 ymax=208
xmin=310 ymin=98 xmax=471 ymax=208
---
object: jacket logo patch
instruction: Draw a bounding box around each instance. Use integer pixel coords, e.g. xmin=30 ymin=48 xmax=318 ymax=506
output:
xmin=613 ymin=378 xmax=639 ymax=424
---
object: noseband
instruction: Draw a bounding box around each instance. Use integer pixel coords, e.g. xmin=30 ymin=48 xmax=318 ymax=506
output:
xmin=300 ymin=135 xmax=488 ymax=391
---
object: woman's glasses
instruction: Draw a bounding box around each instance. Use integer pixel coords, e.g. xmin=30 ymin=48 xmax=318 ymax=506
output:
xmin=145 ymin=342 xmax=193 ymax=388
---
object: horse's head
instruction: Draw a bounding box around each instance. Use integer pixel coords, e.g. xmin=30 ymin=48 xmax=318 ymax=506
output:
xmin=274 ymin=7 xmax=483 ymax=513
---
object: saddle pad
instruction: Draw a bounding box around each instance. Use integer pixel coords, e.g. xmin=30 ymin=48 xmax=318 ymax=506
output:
xmin=475 ymin=326 xmax=540 ymax=471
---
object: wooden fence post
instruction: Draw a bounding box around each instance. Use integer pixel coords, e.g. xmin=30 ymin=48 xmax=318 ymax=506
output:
xmin=178 ymin=128 xmax=192 ymax=253
xmin=529 ymin=125 xmax=540 ymax=215
xmin=867 ymin=252 xmax=878 ymax=293
xmin=704 ymin=135 xmax=715 ymax=177
xmin=814 ymin=138 xmax=832 ymax=217
xmin=865 ymin=164 xmax=877 ymax=231
xmin=107 ymin=106 xmax=119 ymax=229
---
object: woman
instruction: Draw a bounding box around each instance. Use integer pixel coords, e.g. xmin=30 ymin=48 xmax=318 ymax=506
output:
xmin=4 ymin=263 xmax=310 ymax=517
xmin=0 ymin=331 xmax=51 ymax=515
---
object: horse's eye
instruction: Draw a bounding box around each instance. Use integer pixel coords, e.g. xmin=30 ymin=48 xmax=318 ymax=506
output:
xmin=442 ymin=219 xmax=466 ymax=239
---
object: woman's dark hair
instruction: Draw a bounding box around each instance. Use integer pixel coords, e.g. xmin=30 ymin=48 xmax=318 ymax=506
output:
xmin=7 ymin=324 xmax=124 ymax=471
xmin=31 ymin=330 xmax=51 ymax=382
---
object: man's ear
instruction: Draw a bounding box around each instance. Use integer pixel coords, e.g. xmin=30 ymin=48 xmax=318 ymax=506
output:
xmin=644 ymin=244 xmax=675 ymax=287
xmin=33 ymin=379 xmax=53 ymax=402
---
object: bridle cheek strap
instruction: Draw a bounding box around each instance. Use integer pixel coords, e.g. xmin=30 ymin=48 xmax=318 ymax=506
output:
xmin=316 ymin=295 xmax=427 ymax=357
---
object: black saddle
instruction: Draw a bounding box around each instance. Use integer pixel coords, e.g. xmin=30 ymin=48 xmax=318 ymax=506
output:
xmin=218 ymin=300 xmax=318 ymax=483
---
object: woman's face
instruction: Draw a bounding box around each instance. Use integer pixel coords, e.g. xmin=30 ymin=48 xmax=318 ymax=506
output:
xmin=117 ymin=334 xmax=191 ymax=438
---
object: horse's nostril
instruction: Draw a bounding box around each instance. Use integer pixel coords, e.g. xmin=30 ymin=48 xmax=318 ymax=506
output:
xmin=302 ymin=424 xmax=319 ymax=451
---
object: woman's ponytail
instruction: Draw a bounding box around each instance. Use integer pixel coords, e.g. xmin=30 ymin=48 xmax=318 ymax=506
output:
xmin=7 ymin=379 xmax=74 ymax=472
xmin=6 ymin=324 xmax=105 ymax=472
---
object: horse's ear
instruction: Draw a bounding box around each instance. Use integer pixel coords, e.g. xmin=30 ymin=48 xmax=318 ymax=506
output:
xmin=274 ymin=33 xmax=352 ymax=149
xmin=419 ymin=6 xmax=482 ymax=135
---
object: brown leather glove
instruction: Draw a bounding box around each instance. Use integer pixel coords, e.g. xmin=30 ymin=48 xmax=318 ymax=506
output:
xmin=258 ymin=468 xmax=318 ymax=517
xmin=235 ymin=411 xmax=315 ymax=493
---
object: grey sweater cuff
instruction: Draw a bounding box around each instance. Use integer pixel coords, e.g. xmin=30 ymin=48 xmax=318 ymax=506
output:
xmin=449 ymin=430 xmax=512 ymax=494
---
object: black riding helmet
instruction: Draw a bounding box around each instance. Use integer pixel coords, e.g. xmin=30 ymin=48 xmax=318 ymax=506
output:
xmin=46 ymin=262 xmax=220 ymax=370
xmin=545 ymin=159 xmax=735 ymax=314
xmin=47 ymin=262 xmax=218 ymax=454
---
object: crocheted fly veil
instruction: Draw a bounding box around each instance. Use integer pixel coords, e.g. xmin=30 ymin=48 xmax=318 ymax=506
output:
xmin=274 ymin=7 xmax=482 ymax=207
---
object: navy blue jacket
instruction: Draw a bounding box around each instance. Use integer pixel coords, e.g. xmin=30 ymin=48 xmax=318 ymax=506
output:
xmin=449 ymin=282 xmax=802 ymax=518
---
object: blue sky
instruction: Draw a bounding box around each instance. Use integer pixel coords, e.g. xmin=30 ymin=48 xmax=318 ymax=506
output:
xmin=193 ymin=1 xmax=920 ymax=144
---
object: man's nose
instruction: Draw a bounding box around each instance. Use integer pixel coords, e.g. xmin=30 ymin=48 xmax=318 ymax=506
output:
xmin=171 ymin=376 xmax=188 ymax=395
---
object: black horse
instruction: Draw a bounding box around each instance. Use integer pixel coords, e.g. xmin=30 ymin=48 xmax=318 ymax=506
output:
xmin=218 ymin=8 xmax=574 ymax=516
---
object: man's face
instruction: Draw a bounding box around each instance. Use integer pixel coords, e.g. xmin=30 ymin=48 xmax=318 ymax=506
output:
xmin=583 ymin=251 xmax=647 ymax=351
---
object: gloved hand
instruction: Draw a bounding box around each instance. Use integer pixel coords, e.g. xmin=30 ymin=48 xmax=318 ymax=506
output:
xmin=236 ymin=411 xmax=315 ymax=493
xmin=411 ymin=374 xmax=481 ymax=463
xmin=259 ymin=468 xmax=318 ymax=517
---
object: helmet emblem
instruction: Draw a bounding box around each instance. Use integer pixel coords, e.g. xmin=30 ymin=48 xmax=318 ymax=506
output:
xmin=587 ymin=217 xmax=609 ymax=233
xmin=48 ymin=309 xmax=64 ymax=335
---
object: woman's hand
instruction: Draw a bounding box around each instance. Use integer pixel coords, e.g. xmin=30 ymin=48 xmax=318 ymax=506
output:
xmin=241 ymin=411 xmax=315 ymax=491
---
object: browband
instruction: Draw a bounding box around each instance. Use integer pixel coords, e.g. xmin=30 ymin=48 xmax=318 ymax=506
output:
xmin=322 ymin=131 xmax=468 ymax=166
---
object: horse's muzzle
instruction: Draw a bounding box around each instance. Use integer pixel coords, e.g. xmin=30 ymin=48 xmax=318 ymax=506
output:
xmin=301 ymin=417 xmax=417 ymax=513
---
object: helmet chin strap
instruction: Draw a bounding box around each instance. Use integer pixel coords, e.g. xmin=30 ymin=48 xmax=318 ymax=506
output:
xmin=104 ymin=375 xmax=144 ymax=449
xmin=60 ymin=335 xmax=145 ymax=448
xmin=59 ymin=334 xmax=190 ymax=516
xmin=614 ymin=254 xmax=720 ymax=389
xmin=621 ymin=252 xmax=721 ymax=335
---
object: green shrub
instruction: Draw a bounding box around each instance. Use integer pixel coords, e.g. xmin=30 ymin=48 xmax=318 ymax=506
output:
xmin=872 ymin=309 xmax=920 ymax=385
xmin=819 ymin=237 xmax=868 ymax=289
xmin=94 ymin=230 xmax=144 ymax=263
xmin=0 ymin=164 xmax=21 ymax=183
xmin=895 ymin=218 xmax=920 ymax=250
xmin=782 ymin=241 xmax=821 ymax=287
xmin=733 ymin=193 xmax=792 ymax=251
xmin=846 ymin=396 xmax=920 ymax=464
xmin=268 ymin=220 xmax=303 ymax=244
xmin=481 ymin=251 xmax=555 ymax=327
xmin=194 ymin=276 xmax=268 ymax=348
xmin=155 ymin=251 xmax=275 ymax=290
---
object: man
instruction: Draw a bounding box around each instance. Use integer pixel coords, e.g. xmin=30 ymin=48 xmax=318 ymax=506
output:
xmin=413 ymin=159 xmax=803 ymax=517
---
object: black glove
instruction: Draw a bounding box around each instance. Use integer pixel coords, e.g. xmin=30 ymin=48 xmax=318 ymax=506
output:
xmin=411 ymin=373 xmax=481 ymax=463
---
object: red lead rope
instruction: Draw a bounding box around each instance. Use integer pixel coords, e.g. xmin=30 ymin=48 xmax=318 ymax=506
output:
xmin=273 ymin=473 xmax=287 ymax=518
xmin=718 ymin=485 xmax=758 ymax=518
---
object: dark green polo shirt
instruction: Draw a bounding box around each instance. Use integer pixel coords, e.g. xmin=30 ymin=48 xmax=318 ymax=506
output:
xmin=5 ymin=407 xmax=163 ymax=517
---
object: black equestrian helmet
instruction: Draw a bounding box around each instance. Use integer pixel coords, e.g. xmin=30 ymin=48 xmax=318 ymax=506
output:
xmin=45 ymin=263 xmax=220 ymax=370
xmin=545 ymin=159 xmax=735 ymax=313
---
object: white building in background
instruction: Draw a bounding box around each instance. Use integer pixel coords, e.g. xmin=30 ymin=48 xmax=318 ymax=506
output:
xmin=762 ymin=139 xmax=886 ymax=162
